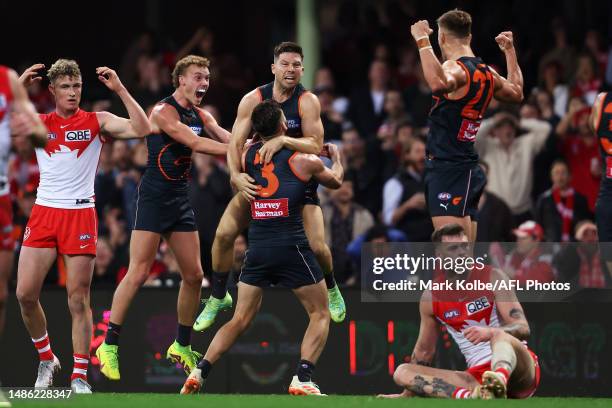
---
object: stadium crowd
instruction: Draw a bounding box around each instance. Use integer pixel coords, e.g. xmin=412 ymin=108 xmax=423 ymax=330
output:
xmin=7 ymin=6 xmax=612 ymax=289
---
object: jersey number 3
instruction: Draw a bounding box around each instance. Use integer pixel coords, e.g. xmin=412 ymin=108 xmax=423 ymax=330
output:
xmin=254 ymin=152 xmax=279 ymax=197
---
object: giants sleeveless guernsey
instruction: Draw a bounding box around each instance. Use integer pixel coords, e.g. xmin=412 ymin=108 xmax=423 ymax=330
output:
xmin=0 ymin=66 xmax=14 ymax=197
xmin=37 ymin=109 xmax=103 ymax=209
xmin=141 ymin=96 xmax=205 ymax=194
xmin=244 ymin=142 xmax=309 ymax=247
xmin=431 ymin=266 xmax=500 ymax=367
xmin=257 ymin=82 xmax=306 ymax=138
xmin=595 ymin=92 xmax=612 ymax=192
xmin=427 ymin=57 xmax=494 ymax=168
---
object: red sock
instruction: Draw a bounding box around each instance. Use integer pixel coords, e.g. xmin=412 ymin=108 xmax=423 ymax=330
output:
xmin=452 ymin=387 xmax=472 ymax=399
xmin=71 ymin=354 xmax=89 ymax=382
xmin=495 ymin=367 xmax=510 ymax=384
xmin=32 ymin=332 xmax=54 ymax=361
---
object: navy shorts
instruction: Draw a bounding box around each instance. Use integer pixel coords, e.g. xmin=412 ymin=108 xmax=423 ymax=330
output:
xmin=132 ymin=184 xmax=197 ymax=233
xmin=239 ymin=245 xmax=323 ymax=289
xmin=595 ymin=189 xmax=612 ymax=261
xmin=424 ymin=163 xmax=486 ymax=220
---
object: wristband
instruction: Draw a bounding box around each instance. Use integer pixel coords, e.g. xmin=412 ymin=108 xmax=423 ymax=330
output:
xmin=416 ymin=37 xmax=430 ymax=49
xmin=418 ymin=46 xmax=433 ymax=52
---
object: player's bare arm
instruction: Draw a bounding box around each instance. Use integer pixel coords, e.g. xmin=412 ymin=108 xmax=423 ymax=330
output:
xmin=412 ymin=292 xmax=438 ymax=366
xmin=94 ymin=67 xmax=151 ymax=139
xmin=490 ymin=31 xmax=524 ymax=103
xmin=589 ymin=92 xmax=607 ymax=133
xmin=411 ymin=20 xmax=468 ymax=94
xmin=151 ymin=103 xmax=227 ymax=156
xmin=297 ymin=143 xmax=343 ymax=189
xmin=8 ymin=68 xmax=47 ymax=147
xmin=228 ymin=90 xmax=262 ymax=199
xmin=196 ymin=107 xmax=231 ymax=143
xmin=464 ymin=269 xmax=530 ymax=344
xmin=259 ymin=92 xmax=324 ymax=164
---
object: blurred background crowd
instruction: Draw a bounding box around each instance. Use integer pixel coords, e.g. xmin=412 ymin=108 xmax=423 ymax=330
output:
xmin=3 ymin=0 xmax=611 ymax=288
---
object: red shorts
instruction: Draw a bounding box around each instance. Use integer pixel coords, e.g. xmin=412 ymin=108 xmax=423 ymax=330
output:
xmin=0 ymin=195 xmax=14 ymax=251
xmin=466 ymin=348 xmax=540 ymax=399
xmin=22 ymin=204 xmax=97 ymax=255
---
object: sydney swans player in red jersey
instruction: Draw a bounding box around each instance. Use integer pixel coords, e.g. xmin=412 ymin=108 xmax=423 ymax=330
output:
xmin=16 ymin=60 xmax=150 ymax=393
xmin=380 ymin=224 xmax=540 ymax=399
xmin=411 ymin=10 xmax=523 ymax=242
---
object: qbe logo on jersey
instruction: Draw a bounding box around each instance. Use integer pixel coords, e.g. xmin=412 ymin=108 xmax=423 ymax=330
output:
xmin=465 ymin=296 xmax=491 ymax=315
xmin=65 ymin=129 xmax=92 ymax=142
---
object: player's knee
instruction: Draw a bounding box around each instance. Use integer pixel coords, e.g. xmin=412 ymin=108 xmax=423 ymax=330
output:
xmin=67 ymin=289 xmax=90 ymax=315
xmin=182 ymin=268 xmax=204 ymax=287
xmin=309 ymin=240 xmax=327 ymax=258
xmin=215 ymin=225 xmax=238 ymax=249
xmin=393 ymin=364 xmax=415 ymax=387
xmin=16 ymin=287 xmax=38 ymax=310
xmin=309 ymin=308 xmax=330 ymax=324
xmin=126 ymin=263 xmax=152 ymax=287
xmin=231 ymin=313 xmax=254 ymax=332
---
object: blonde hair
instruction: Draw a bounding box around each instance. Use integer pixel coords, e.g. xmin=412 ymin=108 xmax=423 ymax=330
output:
xmin=171 ymin=55 xmax=210 ymax=88
xmin=47 ymin=59 xmax=81 ymax=83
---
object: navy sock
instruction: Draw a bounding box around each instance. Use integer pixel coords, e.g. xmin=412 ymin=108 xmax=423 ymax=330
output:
xmin=196 ymin=358 xmax=213 ymax=379
xmin=211 ymin=271 xmax=229 ymax=300
xmin=105 ymin=322 xmax=122 ymax=346
xmin=324 ymin=273 xmax=336 ymax=290
xmin=176 ymin=324 xmax=192 ymax=347
xmin=296 ymin=359 xmax=315 ymax=382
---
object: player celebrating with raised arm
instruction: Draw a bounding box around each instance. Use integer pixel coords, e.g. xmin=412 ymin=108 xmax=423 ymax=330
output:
xmin=16 ymin=60 xmax=150 ymax=393
xmin=411 ymin=9 xmax=523 ymax=241
xmin=97 ymin=55 xmax=229 ymax=381
xmin=181 ymin=100 xmax=343 ymax=396
xmin=380 ymin=224 xmax=540 ymax=399
xmin=195 ymin=42 xmax=346 ymax=332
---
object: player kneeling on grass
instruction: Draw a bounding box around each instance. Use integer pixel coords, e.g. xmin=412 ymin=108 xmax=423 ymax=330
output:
xmin=181 ymin=99 xmax=343 ymax=396
xmin=379 ymin=223 xmax=540 ymax=399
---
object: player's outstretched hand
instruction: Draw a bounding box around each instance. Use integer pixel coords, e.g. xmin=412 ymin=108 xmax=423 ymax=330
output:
xmin=96 ymin=67 xmax=125 ymax=93
xmin=410 ymin=20 xmax=433 ymax=41
xmin=495 ymin=31 xmax=515 ymax=52
xmin=258 ymin=136 xmax=285 ymax=164
xmin=19 ymin=64 xmax=45 ymax=88
xmin=464 ymin=326 xmax=493 ymax=344
xmin=231 ymin=172 xmax=259 ymax=201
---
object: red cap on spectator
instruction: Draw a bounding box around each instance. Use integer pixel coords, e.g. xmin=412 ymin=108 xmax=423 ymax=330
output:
xmin=513 ymin=221 xmax=544 ymax=240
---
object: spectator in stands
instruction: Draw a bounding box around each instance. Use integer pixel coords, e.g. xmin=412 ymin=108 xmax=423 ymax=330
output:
xmin=535 ymin=159 xmax=591 ymax=242
xmin=323 ymin=178 xmax=374 ymax=285
xmin=571 ymin=53 xmax=601 ymax=105
xmin=537 ymin=61 xmax=569 ymax=118
xmin=9 ymin=134 xmax=40 ymax=197
xmin=503 ymin=221 xmax=555 ymax=283
xmin=314 ymin=85 xmax=343 ymax=143
xmin=112 ymin=140 xmax=140 ymax=228
xmin=554 ymin=220 xmax=609 ymax=288
xmin=584 ymin=30 xmax=608 ymax=79
xmin=347 ymin=59 xmax=390 ymax=139
xmin=341 ymin=126 xmax=383 ymax=216
xmin=555 ymin=100 xmax=601 ymax=211
xmin=476 ymin=161 xmax=514 ymax=242
xmin=382 ymin=138 xmax=432 ymax=241
xmin=539 ymin=18 xmax=576 ymax=83
xmin=189 ymin=154 xmax=233 ymax=277
xmin=402 ymin=61 xmax=431 ymax=127
xmin=314 ymin=67 xmax=349 ymax=116
xmin=93 ymin=236 xmax=120 ymax=288
xmin=475 ymin=112 xmax=551 ymax=225
xmin=95 ymin=144 xmax=122 ymax=227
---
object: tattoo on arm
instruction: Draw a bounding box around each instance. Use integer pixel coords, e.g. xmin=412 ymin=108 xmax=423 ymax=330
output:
xmin=509 ymin=308 xmax=524 ymax=319
xmin=501 ymin=308 xmax=530 ymax=339
xmin=407 ymin=375 xmax=456 ymax=398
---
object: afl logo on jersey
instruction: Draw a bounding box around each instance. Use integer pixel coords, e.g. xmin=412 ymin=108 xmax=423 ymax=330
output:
xmin=466 ymin=296 xmax=491 ymax=315
xmin=444 ymin=309 xmax=460 ymax=319
xmin=0 ymin=95 xmax=6 ymax=110
xmin=47 ymin=132 xmax=57 ymax=140
xmin=65 ymin=129 xmax=92 ymax=142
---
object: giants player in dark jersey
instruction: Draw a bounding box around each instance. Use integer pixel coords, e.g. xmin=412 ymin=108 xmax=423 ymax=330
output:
xmin=194 ymin=42 xmax=345 ymax=332
xmin=590 ymin=92 xmax=612 ymax=273
xmin=181 ymin=100 xmax=343 ymax=396
xmin=380 ymin=224 xmax=540 ymax=399
xmin=97 ymin=55 xmax=229 ymax=381
xmin=411 ymin=9 xmax=524 ymax=241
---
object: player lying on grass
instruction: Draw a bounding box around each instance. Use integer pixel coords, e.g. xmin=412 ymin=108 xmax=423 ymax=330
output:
xmin=181 ymin=99 xmax=343 ymax=396
xmin=379 ymin=223 xmax=540 ymax=399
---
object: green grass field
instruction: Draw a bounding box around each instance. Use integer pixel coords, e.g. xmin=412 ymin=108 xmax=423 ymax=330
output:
xmin=8 ymin=394 xmax=612 ymax=408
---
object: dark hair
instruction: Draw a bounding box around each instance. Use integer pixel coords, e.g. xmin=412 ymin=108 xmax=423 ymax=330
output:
xmin=251 ymin=100 xmax=283 ymax=138
xmin=431 ymin=223 xmax=466 ymax=242
xmin=437 ymin=9 xmax=472 ymax=38
xmin=365 ymin=224 xmax=390 ymax=242
xmin=274 ymin=42 xmax=304 ymax=61
xmin=551 ymin=158 xmax=570 ymax=173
